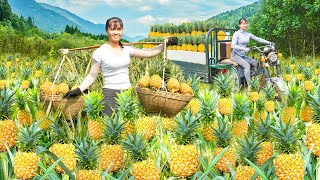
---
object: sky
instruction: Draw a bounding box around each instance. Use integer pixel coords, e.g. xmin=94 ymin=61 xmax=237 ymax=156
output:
xmin=34 ymin=0 xmax=257 ymax=37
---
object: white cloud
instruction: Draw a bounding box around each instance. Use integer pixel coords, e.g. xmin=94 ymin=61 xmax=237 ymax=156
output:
xmin=157 ymin=0 xmax=170 ymax=5
xmin=135 ymin=15 xmax=156 ymax=25
xmin=138 ymin=6 xmax=152 ymax=12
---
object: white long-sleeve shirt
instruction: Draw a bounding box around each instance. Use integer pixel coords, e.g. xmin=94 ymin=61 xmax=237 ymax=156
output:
xmin=231 ymin=29 xmax=270 ymax=57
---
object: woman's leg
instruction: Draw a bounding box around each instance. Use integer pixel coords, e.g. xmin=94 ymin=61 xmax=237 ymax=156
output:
xmin=231 ymin=52 xmax=251 ymax=83
xmin=102 ymin=88 xmax=121 ymax=117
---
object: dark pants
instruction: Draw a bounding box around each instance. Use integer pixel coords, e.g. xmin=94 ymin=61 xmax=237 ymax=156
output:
xmin=102 ymin=88 xmax=121 ymax=117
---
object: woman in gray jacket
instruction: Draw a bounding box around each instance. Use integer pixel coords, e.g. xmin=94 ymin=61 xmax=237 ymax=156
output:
xmin=231 ymin=18 xmax=273 ymax=85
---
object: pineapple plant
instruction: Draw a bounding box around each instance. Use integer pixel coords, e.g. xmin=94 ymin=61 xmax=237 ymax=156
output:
xmin=289 ymin=56 xmax=296 ymax=71
xmin=122 ymin=133 xmax=160 ymax=180
xmin=116 ymin=89 xmax=139 ymax=138
xmin=214 ymin=72 xmax=233 ymax=116
xmin=306 ymin=87 xmax=320 ymax=156
xmin=0 ymin=87 xmax=17 ymax=152
xmin=34 ymin=60 xmax=43 ymax=78
xmin=252 ymin=95 xmax=267 ymax=125
xmin=181 ymin=36 xmax=187 ymax=51
xmin=191 ymin=22 xmax=197 ymax=37
xmin=263 ymin=84 xmax=276 ymax=113
xmin=199 ymin=89 xmax=218 ymax=142
xmin=83 ymin=91 xmax=105 ymax=140
xmin=248 ymin=77 xmax=260 ymax=102
xmin=296 ymin=64 xmax=304 ymax=81
xmin=255 ymin=116 xmax=274 ymax=166
xmin=235 ymin=135 xmax=262 ymax=180
xmin=281 ymin=84 xmax=300 ymax=125
xmin=197 ymin=35 xmax=206 ymax=52
xmin=21 ymin=67 xmax=32 ymax=90
xmin=283 ymin=64 xmax=292 ymax=82
xmin=191 ymin=36 xmax=198 ymax=52
xmin=15 ymin=90 xmax=32 ymax=126
xmin=135 ymin=116 xmax=157 ymax=140
xmin=303 ymin=67 xmax=314 ymax=92
xmin=100 ymin=115 xmax=125 ymax=172
xmin=170 ymin=110 xmax=199 ymax=177
xmin=213 ymin=118 xmax=236 ymax=172
xmin=75 ymin=138 xmax=101 ymax=180
xmin=232 ymin=92 xmax=251 ymax=138
xmin=49 ymin=121 xmax=77 ymax=173
xmin=186 ymin=36 xmax=193 ymax=51
xmin=185 ymin=98 xmax=200 ymax=115
xmin=272 ymin=120 xmax=304 ymax=180
xmin=300 ymin=89 xmax=314 ymax=123
xmin=14 ymin=122 xmax=42 ymax=179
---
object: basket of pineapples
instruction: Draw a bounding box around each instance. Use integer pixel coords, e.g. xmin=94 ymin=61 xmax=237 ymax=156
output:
xmin=40 ymin=81 xmax=84 ymax=119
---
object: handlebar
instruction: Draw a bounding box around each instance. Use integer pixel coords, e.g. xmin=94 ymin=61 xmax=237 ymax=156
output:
xmin=248 ymin=45 xmax=274 ymax=54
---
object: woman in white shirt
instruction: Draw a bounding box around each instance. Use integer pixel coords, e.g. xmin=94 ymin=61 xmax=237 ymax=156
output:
xmin=63 ymin=17 xmax=177 ymax=116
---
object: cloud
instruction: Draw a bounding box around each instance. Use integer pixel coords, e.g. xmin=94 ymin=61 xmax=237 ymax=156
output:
xmin=135 ymin=15 xmax=156 ymax=25
xmin=157 ymin=0 xmax=170 ymax=5
xmin=138 ymin=6 xmax=152 ymax=12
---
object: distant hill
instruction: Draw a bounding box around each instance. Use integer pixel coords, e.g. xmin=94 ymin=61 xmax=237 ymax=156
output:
xmin=8 ymin=0 xmax=135 ymax=41
xmin=209 ymin=1 xmax=262 ymax=29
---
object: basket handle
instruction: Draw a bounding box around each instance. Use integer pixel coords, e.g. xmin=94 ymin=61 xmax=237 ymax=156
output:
xmin=161 ymin=38 xmax=168 ymax=89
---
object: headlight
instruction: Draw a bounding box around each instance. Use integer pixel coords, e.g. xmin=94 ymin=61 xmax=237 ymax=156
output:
xmin=268 ymin=52 xmax=278 ymax=63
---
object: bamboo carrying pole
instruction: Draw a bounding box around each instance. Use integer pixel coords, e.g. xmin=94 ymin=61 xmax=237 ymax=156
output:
xmin=63 ymin=41 xmax=165 ymax=52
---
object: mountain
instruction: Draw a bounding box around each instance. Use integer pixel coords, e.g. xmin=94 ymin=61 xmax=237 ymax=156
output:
xmin=7 ymin=0 xmax=136 ymax=41
xmin=208 ymin=0 xmax=262 ymax=29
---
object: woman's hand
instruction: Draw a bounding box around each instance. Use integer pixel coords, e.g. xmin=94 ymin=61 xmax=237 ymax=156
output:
xmin=63 ymin=87 xmax=82 ymax=98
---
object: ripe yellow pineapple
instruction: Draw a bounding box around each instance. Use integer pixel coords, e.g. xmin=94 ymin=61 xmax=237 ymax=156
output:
xmin=40 ymin=81 xmax=59 ymax=95
xmin=213 ymin=119 xmax=236 ymax=172
xmin=100 ymin=115 xmax=125 ymax=172
xmin=35 ymin=70 xmax=42 ymax=78
xmin=122 ymin=133 xmax=160 ymax=180
xmin=255 ymin=117 xmax=273 ymax=166
xmin=263 ymin=84 xmax=276 ymax=113
xmin=303 ymin=67 xmax=314 ymax=91
xmin=272 ymin=120 xmax=304 ymax=180
xmin=167 ymin=78 xmax=180 ymax=93
xmin=235 ymin=166 xmax=258 ymax=180
xmin=248 ymin=77 xmax=260 ymax=102
xmin=14 ymin=122 xmax=42 ymax=179
xmin=281 ymin=84 xmax=300 ymax=125
xmin=179 ymin=82 xmax=193 ymax=95
xmin=21 ymin=67 xmax=31 ymax=90
xmin=75 ymin=138 xmax=101 ymax=180
xmin=150 ymin=74 xmax=162 ymax=89
xmin=201 ymin=121 xmax=217 ymax=142
xmin=161 ymin=117 xmax=175 ymax=131
xmin=136 ymin=116 xmax=157 ymax=140
xmin=232 ymin=93 xmax=250 ymax=137
xmin=306 ymin=90 xmax=320 ymax=156
xmin=0 ymin=80 xmax=6 ymax=89
xmin=49 ymin=122 xmax=76 ymax=173
xmin=58 ymin=83 xmax=69 ymax=94
xmin=185 ymin=98 xmax=200 ymax=115
xmin=83 ymin=91 xmax=105 ymax=140
xmin=170 ymin=111 xmax=199 ymax=177
xmin=0 ymin=88 xmax=17 ymax=152
xmin=36 ymin=110 xmax=52 ymax=129
xmin=252 ymin=96 xmax=267 ymax=125
xmin=214 ymin=72 xmax=234 ymax=116
xmin=15 ymin=90 xmax=32 ymax=126
xmin=138 ymin=75 xmax=150 ymax=88
xmin=21 ymin=80 xmax=30 ymax=90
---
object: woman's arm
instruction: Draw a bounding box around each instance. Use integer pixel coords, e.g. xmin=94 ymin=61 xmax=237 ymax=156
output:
xmin=250 ymin=34 xmax=270 ymax=44
xmin=78 ymin=59 xmax=100 ymax=92
xmin=131 ymin=44 xmax=164 ymax=58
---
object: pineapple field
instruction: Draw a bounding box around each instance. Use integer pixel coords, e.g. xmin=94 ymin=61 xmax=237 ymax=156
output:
xmin=0 ymin=49 xmax=320 ymax=180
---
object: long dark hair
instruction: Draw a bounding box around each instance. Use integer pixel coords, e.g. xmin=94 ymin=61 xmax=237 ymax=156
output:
xmin=105 ymin=17 xmax=124 ymax=47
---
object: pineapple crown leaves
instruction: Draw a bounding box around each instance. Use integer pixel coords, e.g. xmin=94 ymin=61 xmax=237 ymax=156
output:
xmin=263 ymin=84 xmax=276 ymax=101
xmin=0 ymin=87 xmax=16 ymax=120
xmin=255 ymin=95 xmax=266 ymax=112
xmin=50 ymin=121 xmax=70 ymax=144
xmin=213 ymin=72 xmax=233 ymax=98
xmin=174 ymin=110 xmax=200 ymax=145
xmin=15 ymin=89 xmax=28 ymax=110
xmin=308 ymin=86 xmax=320 ymax=123
xmin=236 ymin=134 xmax=262 ymax=165
xmin=289 ymin=56 xmax=296 ymax=64
xmin=17 ymin=122 xmax=43 ymax=152
xmin=303 ymin=67 xmax=312 ymax=81
xmin=28 ymin=88 xmax=40 ymax=108
xmin=198 ymin=89 xmax=218 ymax=122
xmin=255 ymin=115 xmax=273 ymax=142
xmin=115 ymin=88 xmax=139 ymax=121
xmin=213 ymin=118 xmax=232 ymax=148
xmin=187 ymin=74 xmax=201 ymax=97
xmin=35 ymin=60 xmax=43 ymax=70
xmin=248 ymin=76 xmax=260 ymax=92
xmin=21 ymin=67 xmax=32 ymax=80
xmin=232 ymin=93 xmax=251 ymax=121
xmin=103 ymin=115 xmax=125 ymax=145
xmin=0 ymin=65 xmax=7 ymax=79
xmin=284 ymin=64 xmax=291 ymax=74
xmin=74 ymin=138 xmax=99 ymax=170
xmin=83 ymin=91 xmax=104 ymax=120
xmin=271 ymin=120 xmax=303 ymax=154
xmin=297 ymin=64 xmax=304 ymax=73
xmin=284 ymin=84 xmax=301 ymax=107
xmin=121 ymin=133 xmax=148 ymax=162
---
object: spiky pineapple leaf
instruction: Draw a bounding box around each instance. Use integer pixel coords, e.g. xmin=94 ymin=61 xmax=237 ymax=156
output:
xmin=0 ymin=87 xmax=16 ymax=120
xmin=121 ymin=133 xmax=148 ymax=162
xmin=174 ymin=110 xmax=200 ymax=145
xmin=103 ymin=115 xmax=125 ymax=145
xmin=74 ymin=138 xmax=99 ymax=170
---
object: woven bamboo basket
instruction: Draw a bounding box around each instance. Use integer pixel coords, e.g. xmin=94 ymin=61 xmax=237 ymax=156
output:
xmin=40 ymin=94 xmax=85 ymax=120
xmin=136 ymin=87 xmax=193 ymax=117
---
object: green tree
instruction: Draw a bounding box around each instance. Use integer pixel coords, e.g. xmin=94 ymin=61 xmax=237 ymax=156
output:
xmin=0 ymin=0 xmax=12 ymax=21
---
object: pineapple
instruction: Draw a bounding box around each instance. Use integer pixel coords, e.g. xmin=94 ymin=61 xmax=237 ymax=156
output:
xmin=263 ymin=84 xmax=276 ymax=113
xmin=83 ymin=91 xmax=105 ymax=140
xmin=58 ymin=82 xmax=69 ymax=94
xmin=199 ymin=89 xmax=218 ymax=142
xmin=150 ymin=74 xmax=162 ymax=89
xmin=167 ymin=78 xmax=180 ymax=93
xmin=186 ymin=36 xmax=193 ymax=51
xmin=252 ymin=95 xmax=267 ymax=125
xmin=214 ymin=72 xmax=233 ymax=116
xmin=181 ymin=36 xmax=187 ymax=51
xmin=122 ymin=133 xmax=160 ymax=180
xmin=272 ymin=120 xmax=304 ymax=180
xmin=232 ymin=93 xmax=250 ymax=138
xmin=289 ymin=57 xmax=296 ymax=71
xmin=255 ymin=116 xmax=274 ymax=166
xmin=135 ymin=116 xmax=157 ymax=140
xmin=40 ymin=81 xmax=59 ymax=95
xmin=161 ymin=117 xmax=176 ymax=131
xmin=138 ymin=75 xmax=150 ymax=88
xmin=248 ymin=77 xmax=260 ymax=102
xmin=191 ymin=36 xmax=198 ymax=52
xmin=116 ymin=89 xmax=139 ymax=138
xmin=296 ymin=64 xmax=304 ymax=81
xmin=283 ymin=64 xmax=292 ymax=82
xmin=185 ymin=98 xmax=200 ymax=115
xmin=49 ymin=121 xmax=77 ymax=173
xmin=306 ymin=88 xmax=320 ymax=156
xmin=281 ymin=84 xmax=300 ymax=125
xmin=197 ymin=35 xmax=206 ymax=52
xmin=14 ymin=122 xmax=42 ymax=179
xmin=235 ymin=135 xmax=262 ymax=180
xmin=303 ymin=67 xmax=314 ymax=91
xmin=213 ymin=118 xmax=236 ymax=172
xmin=15 ymin=90 xmax=32 ymax=126
xmin=179 ymin=82 xmax=193 ymax=95
xmin=100 ymin=115 xmax=125 ymax=172
xmin=300 ymin=88 xmax=314 ymax=122
xmin=21 ymin=67 xmax=31 ymax=90
xmin=170 ymin=110 xmax=199 ymax=177
xmin=75 ymin=138 xmax=101 ymax=180
xmin=0 ymin=88 xmax=17 ymax=152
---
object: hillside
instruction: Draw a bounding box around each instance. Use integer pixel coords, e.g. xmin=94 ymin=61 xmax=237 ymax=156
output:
xmin=209 ymin=0 xmax=262 ymax=29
